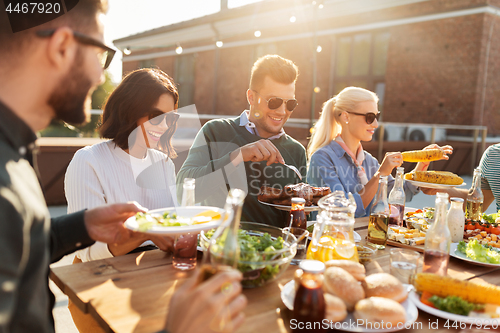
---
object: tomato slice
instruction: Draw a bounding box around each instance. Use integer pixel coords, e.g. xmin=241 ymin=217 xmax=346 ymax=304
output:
xmin=420 ymin=291 xmax=436 ymax=308
xmin=491 ymin=227 xmax=500 ymax=235
xmin=484 ymin=224 xmax=492 ymax=233
xmin=466 ymin=223 xmax=476 ymax=230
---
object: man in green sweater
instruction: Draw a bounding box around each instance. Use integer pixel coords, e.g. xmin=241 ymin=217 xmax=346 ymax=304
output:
xmin=178 ymin=55 xmax=307 ymax=227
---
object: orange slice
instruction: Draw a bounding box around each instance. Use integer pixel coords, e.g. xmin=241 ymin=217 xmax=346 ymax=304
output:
xmin=194 ymin=210 xmax=221 ymax=220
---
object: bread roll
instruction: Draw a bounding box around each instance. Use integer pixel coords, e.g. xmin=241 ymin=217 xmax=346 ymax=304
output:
xmin=354 ymin=297 xmax=406 ymax=327
xmin=362 ymin=273 xmax=408 ymax=303
xmin=325 ymin=260 xmax=366 ymax=281
xmin=324 ymin=294 xmax=347 ymax=322
xmin=323 ymin=267 xmax=365 ymax=311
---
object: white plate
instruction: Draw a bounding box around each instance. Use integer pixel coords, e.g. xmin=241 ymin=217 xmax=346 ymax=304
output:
xmin=306 ymin=221 xmax=361 ymax=242
xmin=258 ymin=200 xmax=319 ymax=212
xmin=282 ymin=281 xmax=418 ymax=332
xmin=405 ymin=179 xmax=466 ymax=189
xmin=409 ymin=291 xmax=499 ymax=325
xmin=124 ymin=206 xmax=224 ymax=235
xmin=450 ymin=242 xmax=500 ymax=267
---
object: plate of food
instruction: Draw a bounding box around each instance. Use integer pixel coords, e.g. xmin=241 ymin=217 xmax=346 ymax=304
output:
xmin=124 ymin=206 xmax=224 ymax=235
xmin=258 ymin=183 xmax=330 ymax=211
xmin=405 ymin=179 xmax=466 ymax=189
xmin=404 ymin=170 xmax=465 ymax=189
xmin=258 ymin=200 xmax=319 ymax=212
xmin=450 ymin=241 xmax=500 ymax=267
xmin=412 ymin=272 xmax=500 ymax=325
xmin=282 ymin=268 xmax=419 ymax=332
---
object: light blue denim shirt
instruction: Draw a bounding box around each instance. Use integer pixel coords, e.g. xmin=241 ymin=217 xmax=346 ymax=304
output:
xmin=307 ymin=141 xmax=419 ymax=217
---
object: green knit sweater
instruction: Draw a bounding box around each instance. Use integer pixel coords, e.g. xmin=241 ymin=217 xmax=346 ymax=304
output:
xmin=177 ymin=115 xmax=307 ymax=228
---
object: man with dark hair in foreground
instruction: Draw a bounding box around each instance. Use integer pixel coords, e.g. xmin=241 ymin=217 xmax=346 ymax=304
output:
xmin=0 ymin=1 xmax=246 ymax=332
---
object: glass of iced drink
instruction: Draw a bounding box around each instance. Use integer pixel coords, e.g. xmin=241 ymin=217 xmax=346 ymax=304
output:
xmin=390 ymin=248 xmax=420 ymax=284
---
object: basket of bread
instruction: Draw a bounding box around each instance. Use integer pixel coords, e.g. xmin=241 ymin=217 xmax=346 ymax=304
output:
xmin=282 ymin=260 xmax=418 ymax=331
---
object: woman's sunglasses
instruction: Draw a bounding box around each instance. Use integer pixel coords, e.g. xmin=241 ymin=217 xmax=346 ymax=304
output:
xmin=345 ymin=111 xmax=380 ymax=124
xmin=253 ymin=90 xmax=298 ymax=112
xmin=148 ymin=110 xmax=180 ymax=126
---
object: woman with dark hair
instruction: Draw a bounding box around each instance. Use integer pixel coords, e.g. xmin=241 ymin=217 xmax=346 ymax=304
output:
xmin=65 ymin=68 xmax=180 ymax=262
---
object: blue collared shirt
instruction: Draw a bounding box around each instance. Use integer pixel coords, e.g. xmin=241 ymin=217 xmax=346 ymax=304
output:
xmin=307 ymin=140 xmax=419 ymax=217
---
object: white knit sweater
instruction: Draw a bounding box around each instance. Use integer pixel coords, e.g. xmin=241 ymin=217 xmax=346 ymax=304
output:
xmin=64 ymin=140 xmax=178 ymax=262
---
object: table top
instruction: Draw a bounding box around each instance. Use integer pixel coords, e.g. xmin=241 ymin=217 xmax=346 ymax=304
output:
xmin=50 ymin=217 xmax=500 ymax=333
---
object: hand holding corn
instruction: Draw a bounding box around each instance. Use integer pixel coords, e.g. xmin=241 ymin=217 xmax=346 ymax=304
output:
xmin=402 ymin=144 xmax=453 ymax=163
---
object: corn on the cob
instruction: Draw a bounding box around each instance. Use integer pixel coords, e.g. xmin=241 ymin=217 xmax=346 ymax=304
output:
xmin=404 ymin=171 xmax=463 ymax=185
xmin=413 ymin=273 xmax=500 ymax=306
xmin=402 ymin=149 xmax=445 ymax=162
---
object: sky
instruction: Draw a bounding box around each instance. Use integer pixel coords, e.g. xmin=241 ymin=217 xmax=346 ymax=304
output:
xmin=104 ymin=0 xmax=262 ymax=82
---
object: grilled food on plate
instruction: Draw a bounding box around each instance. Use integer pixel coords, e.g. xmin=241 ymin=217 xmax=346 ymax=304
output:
xmin=413 ymin=273 xmax=500 ymax=306
xmin=402 ymin=149 xmax=445 ymax=162
xmin=404 ymin=171 xmax=463 ymax=185
xmin=258 ymin=183 xmax=330 ymax=206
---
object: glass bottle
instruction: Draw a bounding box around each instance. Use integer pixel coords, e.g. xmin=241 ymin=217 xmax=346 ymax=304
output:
xmin=367 ymin=176 xmax=390 ymax=249
xmin=465 ymin=167 xmax=484 ymax=221
xmin=198 ymin=188 xmax=246 ymax=282
xmin=448 ymin=198 xmax=465 ymax=243
xmin=173 ymin=178 xmax=197 ymax=270
xmin=423 ymin=192 xmax=451 ymax=276
xmin=388 ymin=167 xmax=406 ymax=227
xmin=292 ymin=260 xmax=326 ymax=333
xmin=290 ymin=197 xmax=306 ymax=229
xmin=181 ymin=178 xmax=196 ymax=206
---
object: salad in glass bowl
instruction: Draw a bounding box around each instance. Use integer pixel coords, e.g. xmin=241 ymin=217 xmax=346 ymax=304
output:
xmin=200 ymin=222 xmax=297 ymax=288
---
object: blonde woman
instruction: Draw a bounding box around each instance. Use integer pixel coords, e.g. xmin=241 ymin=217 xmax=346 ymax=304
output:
xmin=306 ymin=87 xmax=452 ymax=217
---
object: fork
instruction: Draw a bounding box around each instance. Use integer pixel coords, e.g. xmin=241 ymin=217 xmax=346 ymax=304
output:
xmin=283 ymin=163 xmax=302 ymax=180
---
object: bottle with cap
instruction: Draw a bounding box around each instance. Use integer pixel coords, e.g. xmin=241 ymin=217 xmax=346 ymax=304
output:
xmin=292 ymin=260 xmax=326 ymax=332
xmin=181 ymin=178 xmax=196 ymax=206
xmin=388 ymin=167 xmax=406 ymax=227
xmin=290 ymin=197 xmax=307 ymax=230
xmin=423 ymin=192 xmax=451 ymax=276
xmin=447 ymin=197 xmax=465 ymax=243
xmin=465 ymin=167 xmax=484 ymax=221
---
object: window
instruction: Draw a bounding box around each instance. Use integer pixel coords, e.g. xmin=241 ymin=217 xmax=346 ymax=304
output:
xmin=175 ymin=54 xmax=196 ymax=108
xmin=331 ymin=31 xmax=390 ymax=109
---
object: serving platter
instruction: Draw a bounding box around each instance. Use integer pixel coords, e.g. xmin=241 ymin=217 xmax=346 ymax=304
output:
xmin=450 ymin=242 xmax=500 ymax=267
xmin=405 ymin=179 xmax=466 ymax=189
xmin=258 ymin=200 xmax=319 ymax=212
xmin=282 ymin=281 xmax=418 ymax=332
xmin=124 ymin=206 xmax=224 ymax=235
xmin=409 ymin=291 xmax=499 ymax=326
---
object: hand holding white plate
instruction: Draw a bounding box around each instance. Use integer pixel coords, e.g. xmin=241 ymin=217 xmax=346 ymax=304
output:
xmin=125 ymin=206 xmax=224 ymax=235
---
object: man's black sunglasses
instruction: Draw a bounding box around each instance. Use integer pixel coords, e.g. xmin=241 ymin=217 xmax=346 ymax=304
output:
xmin=148 ymin=110 xmax=180 ymax=126
xmin=36 ymin=29 xmax=116 ymax=69
xmin=253 ymin=90 xmax=298 ymax=112
xmin=346 ymin=111 xmax=380 ymax=124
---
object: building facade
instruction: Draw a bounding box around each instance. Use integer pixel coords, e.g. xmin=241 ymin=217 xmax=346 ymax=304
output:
xmin=115 ymin=0 xmax=500 ymax=140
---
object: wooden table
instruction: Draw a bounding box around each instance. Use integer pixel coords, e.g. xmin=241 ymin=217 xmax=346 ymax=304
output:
xmin=50 ymin=217 xmax=500 ymax=333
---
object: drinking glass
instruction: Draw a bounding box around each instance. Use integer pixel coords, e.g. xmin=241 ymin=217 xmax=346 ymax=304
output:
xmin=172 ymin=232 xmax=198 ymax=270
xmin=390 ymin=248 xmax=420 ymax=284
